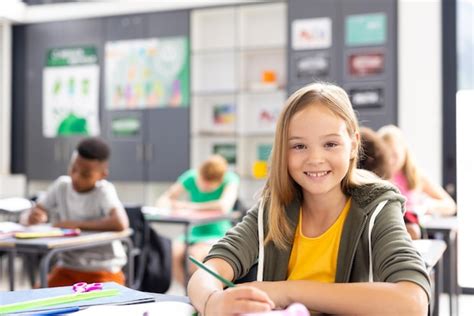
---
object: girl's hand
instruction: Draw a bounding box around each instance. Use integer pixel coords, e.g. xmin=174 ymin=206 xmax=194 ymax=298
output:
xmin=205 ymin=286 xmax=275 ymax=316
xmin=243 ymin=281 xmax=289 ymax=309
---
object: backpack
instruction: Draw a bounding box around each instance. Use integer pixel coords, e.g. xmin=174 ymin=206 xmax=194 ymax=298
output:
xmin=125 ymin=206 xmax=172 ymax=293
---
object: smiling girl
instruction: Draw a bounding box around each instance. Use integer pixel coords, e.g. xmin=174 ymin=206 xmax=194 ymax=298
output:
xmin=188 ymin=83 xmax=430 ymax=315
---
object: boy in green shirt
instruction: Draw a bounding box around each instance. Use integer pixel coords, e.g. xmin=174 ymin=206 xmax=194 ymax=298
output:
xmin=156 ymin=154 xmax=239 ymax=285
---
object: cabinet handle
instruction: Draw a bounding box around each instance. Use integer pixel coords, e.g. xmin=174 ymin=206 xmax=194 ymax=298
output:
xmin=145 ymin=144 xmax=153 ymax=162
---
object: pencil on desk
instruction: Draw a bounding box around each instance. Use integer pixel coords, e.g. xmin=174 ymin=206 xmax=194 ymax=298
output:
xmin=188 ymin=256 xmax=235 ymax=288
xmin=32 ymin=306 xmax=80 ymax=315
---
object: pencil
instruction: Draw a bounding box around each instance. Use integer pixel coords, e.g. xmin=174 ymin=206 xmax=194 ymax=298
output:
xmin=33 ymin=306 xmax=80 ymax=315
xmin=188 ymin=256 xmax=235 ymax=288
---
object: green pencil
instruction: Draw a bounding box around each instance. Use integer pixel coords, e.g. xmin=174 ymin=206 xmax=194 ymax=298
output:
xmin=188 ymin=256 xmax=235 ymax=288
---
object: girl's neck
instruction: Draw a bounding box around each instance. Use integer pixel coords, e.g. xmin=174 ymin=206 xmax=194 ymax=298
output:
xmin=302 ymin=189 xmax=348 ymax=220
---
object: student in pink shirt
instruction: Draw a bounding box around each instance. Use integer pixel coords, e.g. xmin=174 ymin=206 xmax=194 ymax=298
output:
xmin=378 ymin=125 xmax=456 ymax=239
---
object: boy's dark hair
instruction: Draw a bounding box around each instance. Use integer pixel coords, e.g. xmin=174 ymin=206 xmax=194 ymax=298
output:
xmin=77 ymin=137 xmax=110 ymax=162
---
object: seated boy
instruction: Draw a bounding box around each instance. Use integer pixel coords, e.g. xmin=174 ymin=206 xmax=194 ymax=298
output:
xmin=25 ymin=137 xmax=129 ymax=287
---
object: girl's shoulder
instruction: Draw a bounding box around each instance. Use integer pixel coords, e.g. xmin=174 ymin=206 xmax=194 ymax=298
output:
xmin=349 ymin=181 xmax=404 ymax=211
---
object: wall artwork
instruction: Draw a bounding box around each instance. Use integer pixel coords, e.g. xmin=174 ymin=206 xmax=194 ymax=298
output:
xmin=348 ymin=51 xmax=384 ymax=77
xmin=213 ymin=103 xmax=236 ymax=126
xmin=291 ymin=17 xmax=332 ymax=50
xmin=345 ymin=13 xmax=387 ymax=46
xmin=105 ymin=37 xmax=189 ymax=110
xmin=42 ymin=46 xmax=100 ymax=138
xmin=349 ymin=86 xmax=384 ymax=108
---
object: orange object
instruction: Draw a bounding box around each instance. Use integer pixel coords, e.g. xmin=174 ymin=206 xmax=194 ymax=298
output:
xmin=252 ymin=160 xmax=268 ymax=179
xmin=262 ymin=70 xmax=277 ymax=84
xmin=48 ymin=266 xmax=125 ymax=288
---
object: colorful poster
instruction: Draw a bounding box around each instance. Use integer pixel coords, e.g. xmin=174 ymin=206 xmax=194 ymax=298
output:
xmin=292 ymin=17 xmax=332 ymax=50
xmin=348 ymin=52 xmax=384 ymax=76
xmin=345 ymin=13 xmax=387 ymax=46
xmin=213 ymin=103 xmax=236 ymax=126
xmin=42 ymin=46 xmax=100 ymax=138
xmin=105 ymin=37 xmax=189 ymax=110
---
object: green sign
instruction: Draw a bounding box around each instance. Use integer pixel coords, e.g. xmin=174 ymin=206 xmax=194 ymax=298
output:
xmin=346 ymin=13 xmax=386 ymax=46
xmin=213 ymin=144 xmax=237 ymax=165
xmin=111 ymin=117 xmax=141 ymax=137
xmin=46 ymin=47 xmax=98 ymax=67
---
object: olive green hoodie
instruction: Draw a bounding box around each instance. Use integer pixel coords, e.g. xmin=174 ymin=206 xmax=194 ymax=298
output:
xmin=205 ymin=182 xmax=431 ymax=301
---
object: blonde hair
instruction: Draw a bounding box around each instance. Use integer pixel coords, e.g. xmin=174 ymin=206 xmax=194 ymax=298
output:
xmin=378 ymin=125 xmax=421 ymax=190
xmin=262 ymin=82 xmax=365 ymax=249
xmin=199 ymin=155 xmax=228 ymax=183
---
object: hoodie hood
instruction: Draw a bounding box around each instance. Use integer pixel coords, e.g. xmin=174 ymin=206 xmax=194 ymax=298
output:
xmin=348 ymin=181 xmax=406 ymax=215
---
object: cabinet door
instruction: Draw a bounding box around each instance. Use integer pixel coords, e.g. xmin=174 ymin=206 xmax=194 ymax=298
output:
xmin=103 ymin=14 xmax=147 ymax=181
xmin=145 ymin=108 xmax=190 ymax=181
xmin=105 ymin=111 xmax=146 ymax=181
xmin=145 ymin=10 xmax=191 ymax=181
xmin=24 ymin=19 xmax=103 ymax=180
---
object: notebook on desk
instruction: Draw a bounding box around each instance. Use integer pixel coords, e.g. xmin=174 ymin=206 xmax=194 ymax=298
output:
xmin=0 ymin=282 xmax=156 ymax=314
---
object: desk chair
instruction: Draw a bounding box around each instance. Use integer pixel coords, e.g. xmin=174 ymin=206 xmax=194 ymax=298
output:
xmin=124 ymin=205 xmax=172 ymax=293
xmin=231 ymin=198 xmax=248 ymax=226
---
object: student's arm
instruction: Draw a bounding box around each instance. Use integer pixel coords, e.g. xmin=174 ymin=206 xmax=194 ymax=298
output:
xmin=54 ymin=207 xmax=129 ymax=231
xmin=245 ymin=200 xmax=430 ymax=315
xmin=176 ymin=182 xmax=239 ymax=213
xmin=421 ymin=175 xmax=456 ymax=216
xmin=188 ymin=258 xmax=274 ymax=316
xmin=248 ymin=280 xmax=427 ymax=315
xmin=155 ymin=182 xmax=186 ymax=208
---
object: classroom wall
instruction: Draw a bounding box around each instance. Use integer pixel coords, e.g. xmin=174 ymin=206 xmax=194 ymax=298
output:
xmin=0 ymin=23 xmax=12 ymax=175
xmin=398 ymin=0 xmax=442 ymax=184
xmin=14 ymin=0 xmax=443 ymax=206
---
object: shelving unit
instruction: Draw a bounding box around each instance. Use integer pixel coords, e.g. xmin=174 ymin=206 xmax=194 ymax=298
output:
xmin=191 ymin=2 xmax=287 ymax=206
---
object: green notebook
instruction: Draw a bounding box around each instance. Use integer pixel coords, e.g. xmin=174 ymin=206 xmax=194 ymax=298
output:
xmin=0 ymin=282 xmax=155 ymax=314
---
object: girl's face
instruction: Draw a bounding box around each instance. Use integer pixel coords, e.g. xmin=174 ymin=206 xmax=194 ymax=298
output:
xmin=287 ymin=104 xmax=356 ymax=201
xmin=385 ymin=138 xmax=406 ymax=173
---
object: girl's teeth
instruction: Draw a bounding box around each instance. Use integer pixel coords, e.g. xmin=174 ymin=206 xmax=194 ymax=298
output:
xmin=306 ymin=171 xmax=328 ymax=177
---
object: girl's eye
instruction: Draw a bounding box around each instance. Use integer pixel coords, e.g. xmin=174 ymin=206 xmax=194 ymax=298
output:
xmin=325 ymin=142 xmax=338 ymax=149
xmin=292 ymin=144 xmax=306 ymax=150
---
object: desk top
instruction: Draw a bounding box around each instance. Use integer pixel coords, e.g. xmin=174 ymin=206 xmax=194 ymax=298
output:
xmin=421 ymin=215 xmax=458 ymax=231
xmin=144 ymin=207 xmax=236 ymax=225
xmin=413 ymin=239 xmax=447 ymax=271
xmin=0 ymin=229 xmax=132 ymax=249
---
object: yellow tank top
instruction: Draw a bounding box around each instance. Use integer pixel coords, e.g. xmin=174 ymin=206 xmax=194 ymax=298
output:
xmin=287 ymin=199 xmax=351 ymax=283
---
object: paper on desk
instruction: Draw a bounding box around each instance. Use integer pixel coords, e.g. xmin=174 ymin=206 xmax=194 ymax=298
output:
xmin=73 ymin=301 xmax=196 ymax=316
xmin=141 ymin=206 xmax=171 ymax=216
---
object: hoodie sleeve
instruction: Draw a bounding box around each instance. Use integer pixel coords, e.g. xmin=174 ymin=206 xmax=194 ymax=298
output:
xmin=204 ymin=204 xmax=260 ymax=281
xmin=371 ymin=199 xmax=432 ymax=302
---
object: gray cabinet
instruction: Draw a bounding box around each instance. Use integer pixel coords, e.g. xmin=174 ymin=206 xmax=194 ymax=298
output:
xmin=287 ymin=0 xmax=397 ymax=129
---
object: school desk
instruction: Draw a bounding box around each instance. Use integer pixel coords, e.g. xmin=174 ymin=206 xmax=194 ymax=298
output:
xmin=413 ymin=239 xmax=447 ymax=316
xmin=422 ymin=216 xmax=459 ymax=316
xmin=144 ymin=208 xmax=237 ymax=285
xmin=0 ymin=229 xmax=134 ymax=291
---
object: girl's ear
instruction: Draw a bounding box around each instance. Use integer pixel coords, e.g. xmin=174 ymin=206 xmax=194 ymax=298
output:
xmin=351 ymin=132 xmax=360 ymax=159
